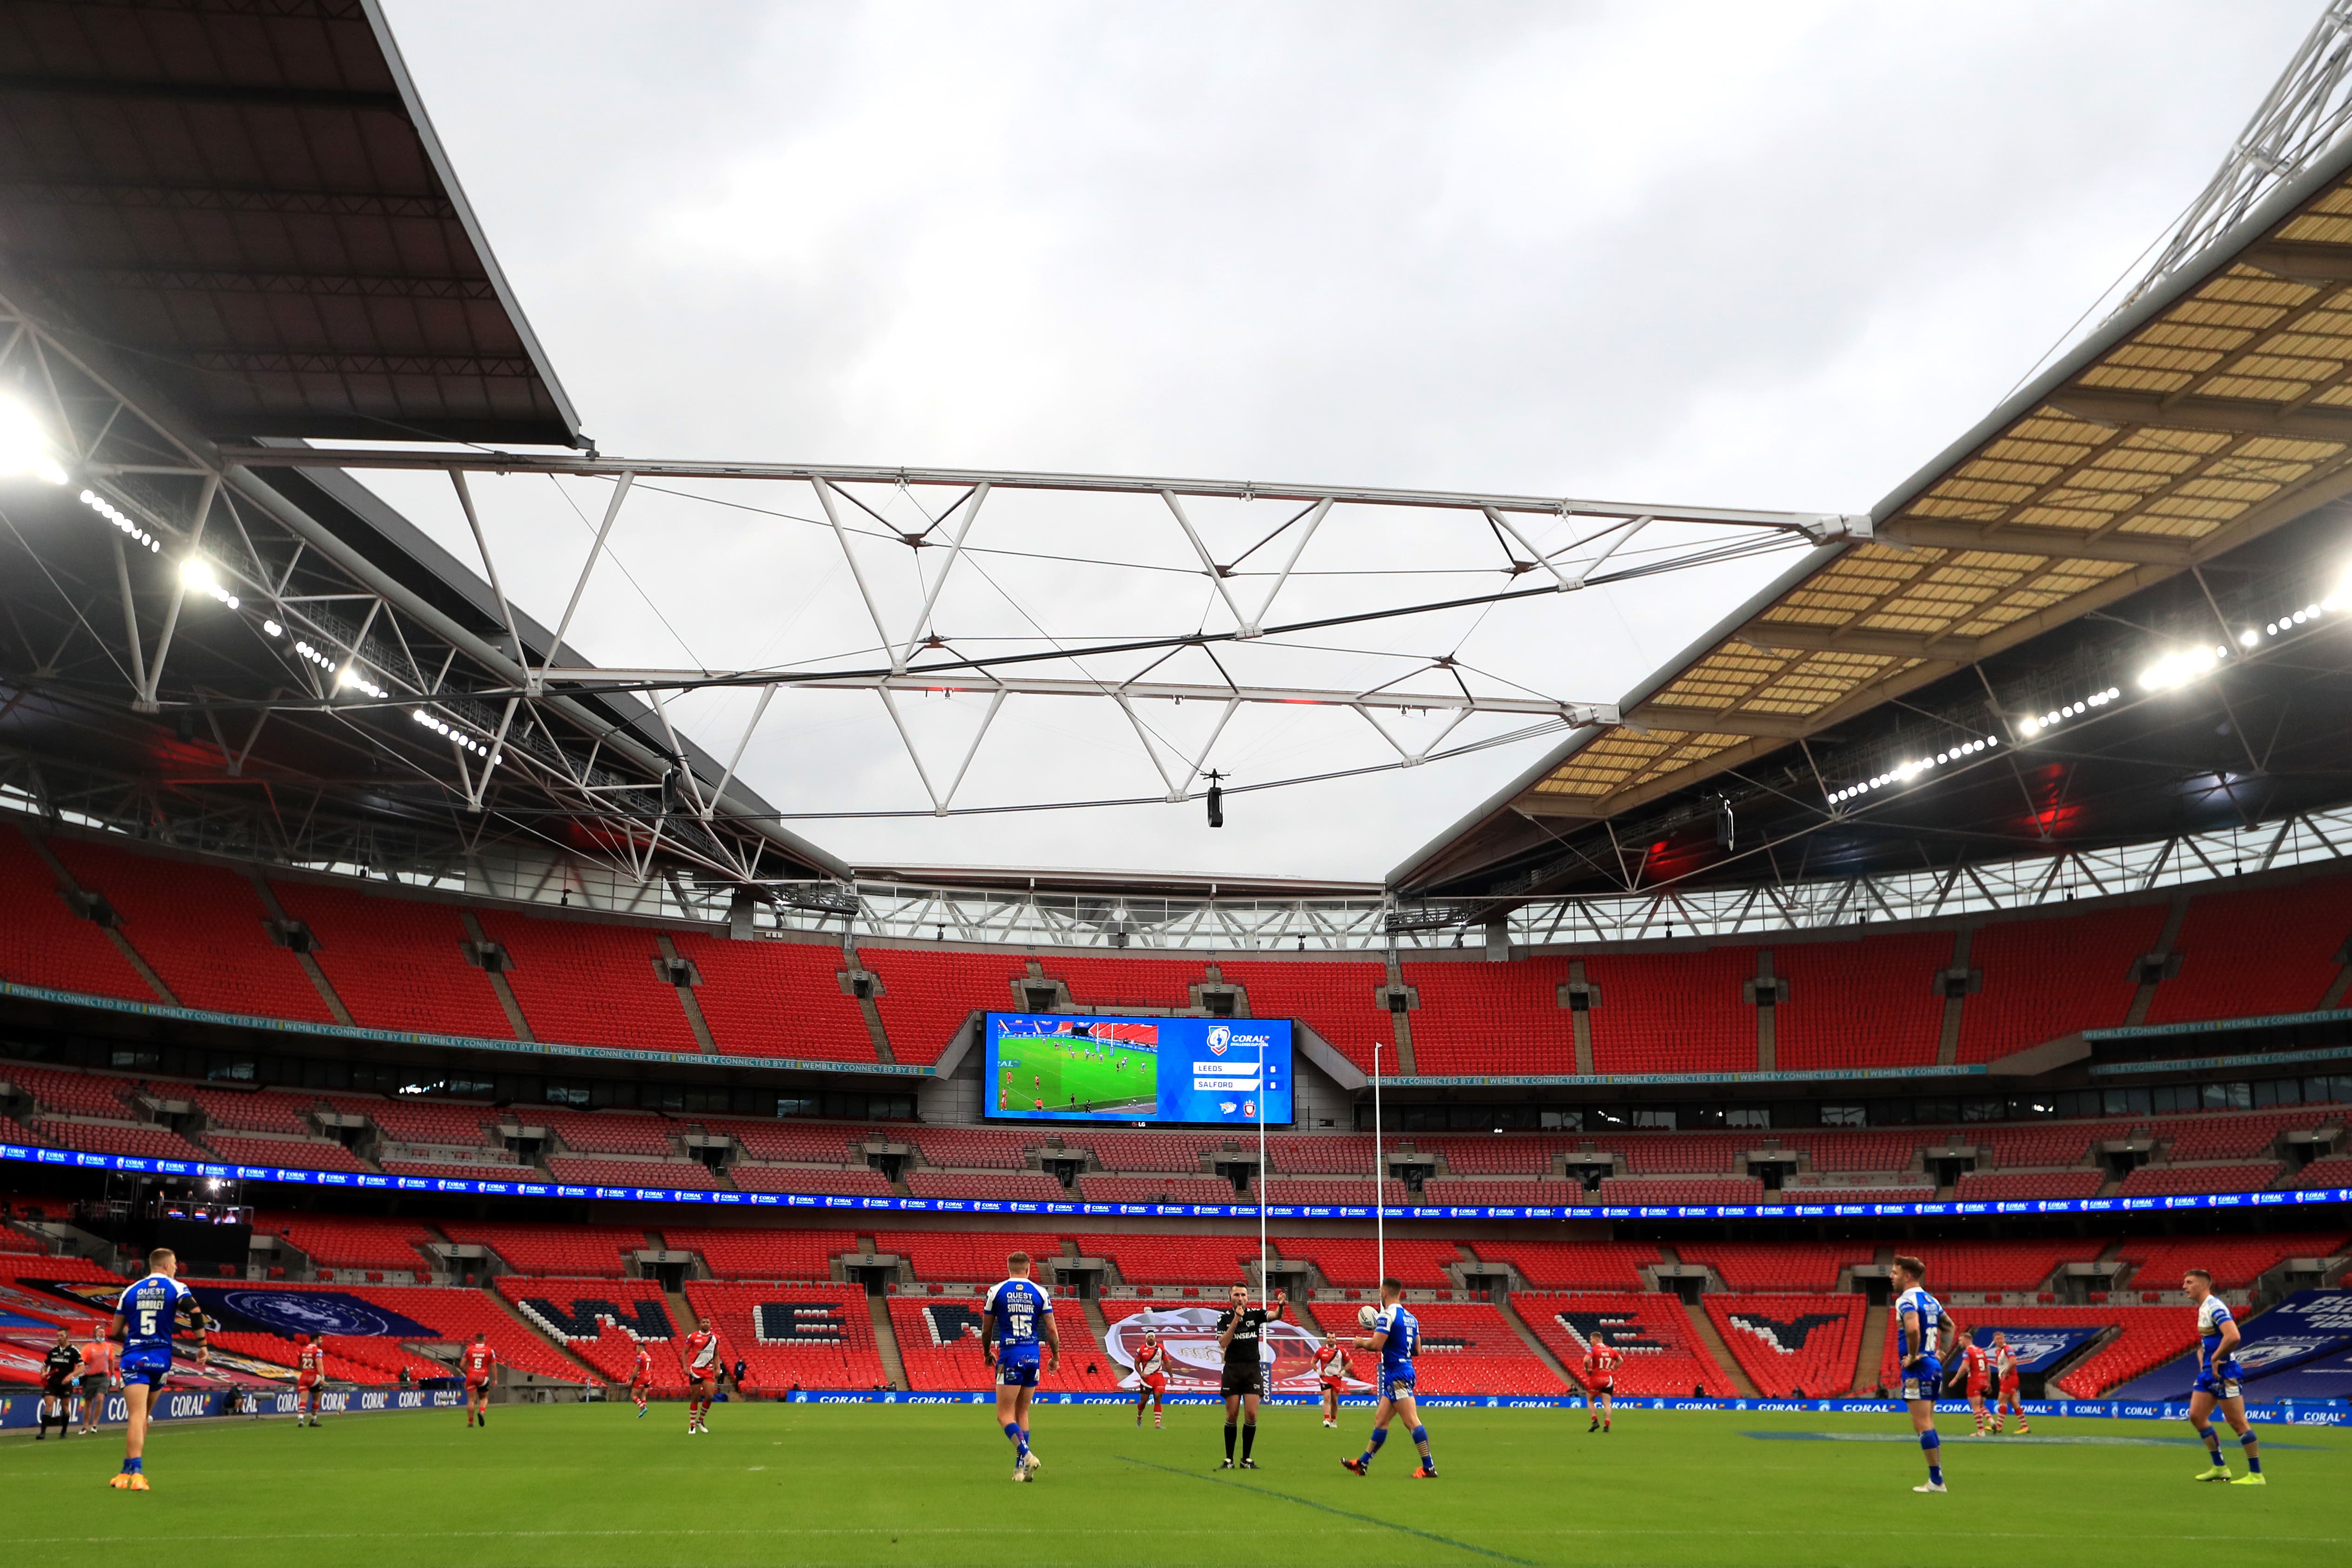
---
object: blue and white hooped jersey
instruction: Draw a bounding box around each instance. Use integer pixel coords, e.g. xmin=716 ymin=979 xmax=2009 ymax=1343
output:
xmin=1894 ymin=1286 xmax=1944 ymax=1362
xmin=2196 ymin=1295 xmax=2240 ymax=1376
xmin=984 ymin=1277 xmax=1053 ymax=1363
xmin=116 ymin=1272 xmax=194 ymax=1361
xmin=1371 ymin=1304 xmax=1419 ymax=1377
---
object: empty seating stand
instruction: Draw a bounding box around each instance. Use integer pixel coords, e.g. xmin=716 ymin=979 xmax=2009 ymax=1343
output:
xmin=438 ymin=1222 xmax=646 ymax=1277
xmin=905 ymin=1171 xmax=1065 ymax=1202
xmin=1468 ymin=1241 xmax=1659 ymax=1290
xmin=1583 ymin=948 xmax=1758 ymax=1074
xmin=730 ymin=1165 xmax=893 ymax=1196
xmin=52 ymin=839 xmax=334 ymax=1022
xmin=271 ymin=880 xmax=513 ymax=1038
xmin=1708 ymin=1294 xmax=1864 ymax=1396
xmin=2115 ymin=1163 xmax=2281 ymax=1197
xmin=1397 ymin=957 xmax=1577 ymax=1076
xmin=1213 ymin=958 xmax=1390 ymax=1072
xmin=1771 ymin=932 xmax=1952 ymax=1070
xmin=2148 ymin=872 xmax=2352 ymax=1024
xmin=1519 ymin=1292 xmax=1734 ymax=1396
xmin=255 ymin=1212 xmax=435 ymax=1273
xmin=872 ymin=1230 xmax=1052 ymax=1284
xmin=1075 ymin=1175 xmax=1239 ymax=1204
xmin=864 ymin=948 xmax=1023 ymax=1065
xmin=0 ymin=830 xmax=155 ymax=1000
xmin=690 ymin=1281 xmax=889 ymax=1390
xmin=1073 ymin=1232 xmax=1263 ymax=1286
xmin=1270 ymin=1236 xmax=1458 ymax=1290
xmin=475 ymin=910 xmax=699 ymax=1053
xmin=2114 ymin=1232 xmax=2348 ymax=1290
xmin=1674 ymin=1242 xmax=1864 ymax=1291
xmin=1957 ymin=904 xmax=2167 ymax=1061
xmin=1954 ymin=1170 xmax=2105 ymax=1201
xmin=662 ymin=1226 xmax=858 ymax=1280
xmin=1396 ymin=1302 xmax=1569 ymax=1394
xmin=670 ymin=932 xmax=876 ymax=1062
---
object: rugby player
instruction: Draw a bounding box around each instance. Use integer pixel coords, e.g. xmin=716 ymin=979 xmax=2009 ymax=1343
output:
xmin=296 ymin=1332 xmax=328 ymax=1428
xmin=629 ymin=1339 xmax=655 ymax=1417
xmin=107 ymin=1246 xmax=208 ymax=1489
xmin=1581 ymin=1331 xmax=1621 ymax=1433
xmin=983 ymin=1251 xmax=1058 ymax=1481
xmin=1891 ymin=1254 xmax=1950 ymax=1493
xmin=1954 ymin=1333 xmax=1992 ymax=1435
xmin=1990 ymin=1332 xmax=2028 ymax=1434
xmin=2184 ymin=1269 xmax=2264 ymax=1485
xmin=1215 ymin=1283 xmax=1287 ymax=1469
xmin=459 ymin=1331 xmax=498 ymax=1428
xmin=1132 ymin=1328 xmax=1168 ymax=1429
xmin=1340 ymin=1277 xmax=1435 ymax=1479
xmin=682 ymin=1323 xmax=721 ymax=1434
xmin=1314 ymin=1334 xmax=1352 ymax=1429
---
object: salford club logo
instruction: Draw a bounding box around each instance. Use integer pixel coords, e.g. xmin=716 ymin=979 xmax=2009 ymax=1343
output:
xmin=1207 ymin=1026 xmax=1231 ymax=1056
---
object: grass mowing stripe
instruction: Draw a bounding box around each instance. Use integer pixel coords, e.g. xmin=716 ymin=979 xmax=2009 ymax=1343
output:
xmin=1117 ymin=1453 xmax=1535 ymax=1565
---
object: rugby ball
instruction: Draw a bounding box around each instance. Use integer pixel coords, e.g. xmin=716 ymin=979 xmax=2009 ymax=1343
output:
xmin=1357 ymin=1305 xmax=1379 ymax=1330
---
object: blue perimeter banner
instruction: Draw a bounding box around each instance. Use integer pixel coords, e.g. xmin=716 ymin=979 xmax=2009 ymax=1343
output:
xmin=0 ymin=1387 xmax=463 ymax=1430
xmin=3 ymin=1139 xmax=2346 ymax=1222
xmin=778 ymin=1390 xmax=2351 ymax=1424
xmin=2108 ymin=1290 xmax=2352 ymax=1403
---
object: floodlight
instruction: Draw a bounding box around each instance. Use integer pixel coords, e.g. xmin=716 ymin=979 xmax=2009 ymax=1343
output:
xmin=0 ymin=397 xmax=67 ymax=485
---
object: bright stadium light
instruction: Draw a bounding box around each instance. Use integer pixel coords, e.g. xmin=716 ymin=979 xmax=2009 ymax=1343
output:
xmin=0 ymin=397 xmax=68 ymax=485
xmin=2139 ymin=644 xmax=2225 ymax=692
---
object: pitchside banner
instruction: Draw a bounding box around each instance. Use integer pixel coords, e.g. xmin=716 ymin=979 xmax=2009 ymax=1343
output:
xmin=0 ymin=1387 xmax=463 ymax=1429
xmin=984 ymin=1012 xmax=1294 ymax=1125
xmin=1961 ymin=1324 xmax=2104 ymax=1375
xmin=1099 ymin=1306 xmax=1362 ymax=1393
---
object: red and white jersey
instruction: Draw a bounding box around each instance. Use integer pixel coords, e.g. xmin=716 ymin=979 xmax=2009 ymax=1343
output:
xmin=1134 ymin=1341 xmax=1167 ymax=1380
xmin=631 ymin=1344 xmax=654 ymax=1382
xmin=683 ymin=1329 xmax=719 ymax=1380
xmin=1960 ymin=1343 xmax=1993 ymax=1384
xmin=297 ymin=1342 xmax=327 ymax=1383
xmin=1582 ymin=1345 xmax=1623 ymax=1385
xmin=1314 ymin=1342 xmax=1351 ymax=1383
xmin=1993 ymin=1343 xmax=2021 ymax=1382
xmin=460 ymin=1342 xmax=498 ymax=1382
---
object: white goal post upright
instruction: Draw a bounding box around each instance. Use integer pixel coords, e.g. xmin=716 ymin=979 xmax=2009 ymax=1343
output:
xmin=1257 ymin=1033 xmax=1268 ymax=1310
xmin=1371 ymin=1039 xmax=1385 ymax=1295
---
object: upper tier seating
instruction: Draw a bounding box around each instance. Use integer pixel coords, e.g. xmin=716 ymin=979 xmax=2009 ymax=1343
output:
xmin=2293 ymin=1155 xmax=2352 ymax=1189
xmin=1708 ymin=1294 xmax=1865 ymax=1396
xmin=729 ymin=1165 xmax=894 ymax=1197
xmin=1072 ymin=1132 xmax=1232 ymax=1174
xmin=327 ymin=1095 xmax=499 ymax=1151
xmin=1674 ymin=1242 xmax=1865 ymax=1291
xmin=51 ymin=839 xmax=334 ymax=1022
xmin=186 ymin=1086 xmax=315 ymax=1134
xmin=1957 ymin=904 xmax=2167 ymax=1061
xmin=1393 ymin=1302 xmax=1570 ymax=1394
xmin=692 ymin=1281 xmax=889 ymax=1390
xmin=40 ymin=1120 xmax=209 ymax=1161
xmin=1270 ymin=1236 xmax=1459 ymax=1289
xmin=474 ymin=910 xmax=699 ymax=1053
xmin=1953 ymin=1170 xmax=2106 ymax=1202
xmin=2147 ymin=872 xmax=2352 ymax=1024
xmin=1975 ymin=1124 xmax=2100 ymax=1168
xmin=380 ymin=1160 xmax=533 ymax=1183
xmin=660 ymin=1226 xmax=858 ymax=1280
xmin=1263 ymin=1134 xmax=1376 ymax=1175
xmin=1584 ymin=947 xmax=1759 ymax=1074
xmin=1074 ymin=1175 xmax=1240 ymax=1204
xmin=669 ymin=932 xmax=877 ymax=1062
xmin=1467 ymin=1241 xmax=1660 ymax=1290
xmin=2114 ymin=1163 xmax=2281 ymax=1197
xmin=864 ymin=947 xmax=1021 ymax=1065
xmin=697 ymin=1119 xmax=871 ymax=1163
xmin=905 ymin=1170 xmax=1066 ymax=1202
xmin=1788 ymin=1130 xmax=1929 ymax=1172
xmin=1213 ymin=958 xmax=1390 ymax=1072
xmin=270 ymin=880 xmax=513 ymax=1038
xmin=1520 ymin=1292 xmax=1735 ymax=1396
xmin=438 ymin=1222 xmax=646 ymax=1277
xmin=528 ymin=1108 xmax=676 ymax=1158
xmin=907 ymin=1127 xmax=1034 ymax=1170
xmin=206 ymin=1134 xmax=371 ymax=1173
xmin=1597 ymin=1176 xmax=1764 ymax=1206
xmin=1398 ymin=957 xmax=1578 ymax=1075
xmin=871 ymin=1230 xmax=1050 ymax=1283
xmin=255 ymin=1212 xmax=436 ymax=1272
xmin=547 ymin=1156 xmax=728 ymax=1190
xmin=1072 ymin=1232 xmax=1263 ymax=1286
xmin=1048 ymin=954 xmax=1203 ymax=1010
xmin=1771 ymin=932 xmax=1953 ymax=1070
xmin=1601 ymin=1131 xmax=1742 ymax=1174
xmin=0 ymin=830 xmax=154 ymax=999
xmin=2114 ymin=1232 xmax=2348 ymax=1290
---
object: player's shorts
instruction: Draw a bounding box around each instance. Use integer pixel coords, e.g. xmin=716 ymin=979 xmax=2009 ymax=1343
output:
xmin=1965 ymin=1377 xmax=1989 ymax=1396
xmin=465 ymin=1376 xmax=490 ymax=1395
xmin=1998 ymin=1379 xmax=2021 ymax=1396
xmin=2192 ymin=1367 xmax=2243 ymax=1400
xmin=120 ymin=1353 xmax=171 ymax=1389
xmin=1219 ymin=1363 xmax=1265 ymax=1398
xmin=1142 ymin=1374 xmax=1167 ymax=1396
xmin=297 ymin=1374 xmax=321 ymax=1392
xmin=996 ymin=1357 xmax=1040 ymax=1389
xmin=1379 ymin=1366 xmax=1417 ymax=1402
xmin=1899 ymin=1356 xmax=1941 ymax=1401
xmin=43 ymin=1375 xmax=73 ymax=1397
xmin=1318 ymin=1376 xmax=1344 ymax=1393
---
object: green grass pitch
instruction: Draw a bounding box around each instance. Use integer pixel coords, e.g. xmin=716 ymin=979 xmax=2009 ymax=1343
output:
xmin=996 ymin=1036 xmax=1156 ymax=1115
xmin=5 ymin=1403 xmax=2343 ymax=1566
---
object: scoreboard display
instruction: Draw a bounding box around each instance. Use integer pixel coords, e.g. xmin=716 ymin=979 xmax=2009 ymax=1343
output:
xmin=982 ymin=1012 xmax=1294 ymax=1126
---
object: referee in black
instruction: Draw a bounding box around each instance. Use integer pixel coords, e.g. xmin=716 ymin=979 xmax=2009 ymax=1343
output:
xmin=1216 ymin=1283 xmax=1286 ymax=1469
xmin=37 ymin=1328 xmax=81 ymax=1440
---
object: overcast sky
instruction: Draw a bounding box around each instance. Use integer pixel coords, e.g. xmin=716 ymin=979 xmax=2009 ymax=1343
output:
xmin=372 ymin=0 xmax=2316 ymax=885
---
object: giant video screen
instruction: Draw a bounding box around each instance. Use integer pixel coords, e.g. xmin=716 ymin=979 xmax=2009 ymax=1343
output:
xmin=983 ymin=1012 xmax=1294 ymax=1126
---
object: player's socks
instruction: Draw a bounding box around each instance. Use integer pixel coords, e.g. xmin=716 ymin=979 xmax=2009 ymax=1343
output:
xmin=1241 ymin=1422 xmax=1256 ymax=1462
xmin=2241 ymin=1432 xmax=2261 ymax=1474
xmin=2199 ymin=1427 xmax=2226 ymax=1471
xmin=1921 ymin=1430 xmax=1942 ymax=1489
xmin=1224 ymin=1421 xmax=1237 ymax=1461
xmin=1358 ymin=1427 xmax=1386 ymax=1468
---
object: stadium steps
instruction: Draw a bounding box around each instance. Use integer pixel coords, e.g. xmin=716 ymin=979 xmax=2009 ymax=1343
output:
xmin=1852 ymin=1296 xmax=1888 ymax=1395
xmin=1682 ymin=1298 xmax=1758 ymax=1397
xmin=249 ymin=871 xmax=355 ymax=1025
xmin=459 ymin=910 xmax=537 ymax=1041
xmin=24 ymin=831 xmax=177 ymax=1005
xmin=867 ymin=1293 xmax=909 ymax=1389
xmin=655 ymin=934 xmax=720 ymax=1054
xmin=1494 ymin=1292 xmax=1577 ymax=1390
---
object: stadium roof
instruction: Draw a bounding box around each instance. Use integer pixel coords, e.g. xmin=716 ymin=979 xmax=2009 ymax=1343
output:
xmin=1394 ymin=124 xmax=2352 ymax=898
xmin=0 ymin=0 xmax=582 ymax=447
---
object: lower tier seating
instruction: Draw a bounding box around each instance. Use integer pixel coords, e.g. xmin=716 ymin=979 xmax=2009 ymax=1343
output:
xmin=498 ymin=1277 xmax=684 ymax=1389
xmin=1391 ymin=1302 xmax=1570 ymax=1394
xmin=2113 ymin=1232 xmax=2348 ymax=1291
xmin=1707 ymin=1293 xmax=1865 ymax=1396
xmin=254 ymin=1212 xmax=436 ymax=1272
xmin=1954 ymin=1170 xmax=2106 ymax=1202
xmin=438 ymin=1222 xmax=647 ymax=1277
xmin=1466 ymin=1241 xmax=1659 ymax=1291
xmin=1518 ymin=1292 xmax=1735 ymax=1396
xmin=729 ymin=1164 xmax=893 ymax=1197
xmin=1673 ymin=1242 xmax=1863 ymax=1292
xmin=660 ymin=1226 xmax=858 ymax=1281
xmin=2114 ymin=1164 xmax=2281 ymax=1198
xmin=686 ymin=1281 xmax=889 ymax=1390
